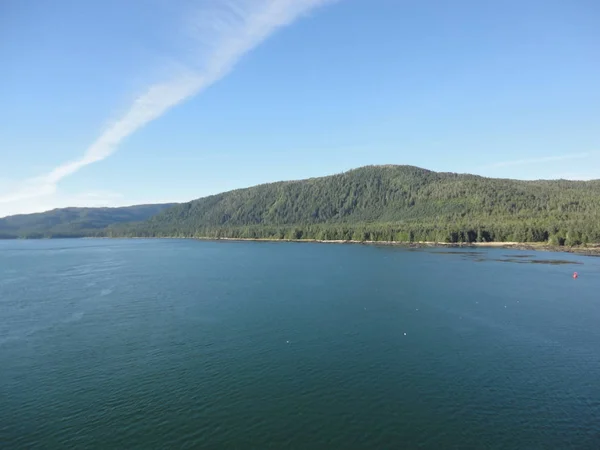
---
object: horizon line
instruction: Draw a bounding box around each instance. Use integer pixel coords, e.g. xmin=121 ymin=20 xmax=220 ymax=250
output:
xmin=1 ymin=164 xmax=597 ymax=219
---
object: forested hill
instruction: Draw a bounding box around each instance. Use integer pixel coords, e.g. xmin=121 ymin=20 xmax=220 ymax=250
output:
xmin=109 ymin=165 xmax=600 ymax=245
xmin=0 ymin=204 xmax=176 ymax=238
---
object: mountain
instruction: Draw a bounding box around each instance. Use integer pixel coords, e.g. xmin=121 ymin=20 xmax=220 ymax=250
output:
xmin=108 ymin=165 xmax=600 ymax=245
xmin=0 ymin=204 xmax=176 ymax=238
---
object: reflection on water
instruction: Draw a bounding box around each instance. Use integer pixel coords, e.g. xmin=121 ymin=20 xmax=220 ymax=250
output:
xmin=491 ymin=258 xmax=582 ymax=265
xmin=427 ymin=249 xmax=584 ymax=266
xmin=430 ymin=251 xmax=486 ymax=256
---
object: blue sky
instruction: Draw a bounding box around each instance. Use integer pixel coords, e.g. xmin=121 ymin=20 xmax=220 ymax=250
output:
xmin=1 ymin=0 xmax=599 ymax=216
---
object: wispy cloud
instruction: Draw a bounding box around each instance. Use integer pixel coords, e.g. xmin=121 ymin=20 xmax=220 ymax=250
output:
xmin=0 ymin=189 xmax=127 ymax=217
xmin=483 ymin=151 xmax=596 ymax=169
xmin=550 ymin=173 xmax=599 ymax=181
xmin=0 ymin=0 xmax=336 ymax=216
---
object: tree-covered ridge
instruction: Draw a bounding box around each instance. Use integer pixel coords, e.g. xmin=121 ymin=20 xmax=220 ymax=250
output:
xmin=108 ymin=165 xmax=600 ymax=245
xmin=0 ymin=204 xmax=176 ymax=238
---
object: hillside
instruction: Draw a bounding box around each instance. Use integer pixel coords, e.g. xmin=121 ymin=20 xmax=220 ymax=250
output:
xmin=108 ymin=165 xmax=600 ymax=245
xmin=0 ymin=204 xmax=176 ymax=238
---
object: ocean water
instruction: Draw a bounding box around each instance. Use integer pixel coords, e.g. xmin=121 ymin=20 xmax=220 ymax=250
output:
xmin=1 ymin=239 xmax=600 ymax=449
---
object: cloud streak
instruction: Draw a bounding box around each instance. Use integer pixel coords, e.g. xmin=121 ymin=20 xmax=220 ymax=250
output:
xmin=483 ymin=151 xmax=596 ymax=169
xmin=0 ymin=0 xmax=336 ymax=214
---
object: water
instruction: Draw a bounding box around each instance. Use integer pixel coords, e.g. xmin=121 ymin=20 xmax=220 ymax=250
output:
xmin=1 ymin=239 xmax=600 ymax=449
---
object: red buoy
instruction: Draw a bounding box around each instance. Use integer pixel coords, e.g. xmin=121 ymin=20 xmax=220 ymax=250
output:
xmin=573 ymin=272 xmax=578 ymax=279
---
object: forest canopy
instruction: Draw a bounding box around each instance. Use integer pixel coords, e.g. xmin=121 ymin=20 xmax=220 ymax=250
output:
xmin=104 ymin=166 xmax=600 ymax=246
xmin=2 ymin=166 xmax=599 ymax=245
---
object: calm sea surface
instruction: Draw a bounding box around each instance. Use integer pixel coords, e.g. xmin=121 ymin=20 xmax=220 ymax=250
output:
xmin=1 ymin=239 xmax=600 ymax=449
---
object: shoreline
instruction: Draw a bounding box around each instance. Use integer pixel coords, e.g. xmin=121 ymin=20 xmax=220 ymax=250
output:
xmin=14 ymin=235 xmax=600 ymax=256
xmin=190 ymin=237 xmax=600 ymax=256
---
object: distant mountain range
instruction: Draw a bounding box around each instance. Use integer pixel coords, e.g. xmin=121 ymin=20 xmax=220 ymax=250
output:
xmin=0 ymin=204 xmax=175 ymax=239
xmin=2 ymin=166 xmax=600 ymax=245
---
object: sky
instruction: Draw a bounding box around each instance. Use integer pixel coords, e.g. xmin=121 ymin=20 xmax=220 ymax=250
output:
xmin=1 ymin=0 xmax=599 ymax=217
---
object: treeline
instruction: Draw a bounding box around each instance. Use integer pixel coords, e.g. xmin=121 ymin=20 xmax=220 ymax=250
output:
xmin=1 ymin=230 xmax=107 ymax=239
xmin=108 ymin=220 xmax=600 ymax=246
xmin=105 ymin=165 xmax=600 ymax=245
xmin=0 ymin=204 xmax=175 ymax=238
xmin=140 ymin=165 xmax=600 ymax=231
xmin=4 ymin=165 xmax=600 ymax=245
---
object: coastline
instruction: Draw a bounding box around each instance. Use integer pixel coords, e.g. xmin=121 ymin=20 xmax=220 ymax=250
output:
xmin=14 ymin=235 xmax=598 ymax=256
xmin=189 ymin=237 xmax=600 ymax=256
